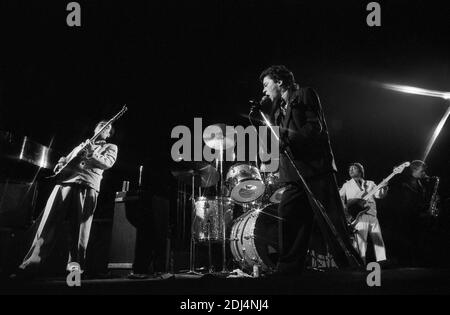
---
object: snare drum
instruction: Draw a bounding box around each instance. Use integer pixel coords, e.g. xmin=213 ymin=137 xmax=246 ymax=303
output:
xmin=193 ymin=197 xmax=234 ymax=242
xmin=226 ymin=164 xmax=265 ymax=203
xmin=230 ymin=204 xmax=279 ymax=272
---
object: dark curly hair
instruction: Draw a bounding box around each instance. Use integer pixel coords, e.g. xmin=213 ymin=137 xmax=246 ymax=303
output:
xmin=409 ymin=160 xmax=426 ymax=174
xmin=259 ymin=65 xmax=297 ymax=90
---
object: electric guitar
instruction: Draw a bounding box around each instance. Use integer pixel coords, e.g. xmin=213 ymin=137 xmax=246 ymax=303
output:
xmin=346 ymin=161 xmax=410 ymax=226
xmin=49 ymin=105 xmax=127 ymax=180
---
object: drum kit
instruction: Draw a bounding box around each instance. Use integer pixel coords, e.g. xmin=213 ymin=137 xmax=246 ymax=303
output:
xmin=172 ymin=125 xmax=286 ymax=275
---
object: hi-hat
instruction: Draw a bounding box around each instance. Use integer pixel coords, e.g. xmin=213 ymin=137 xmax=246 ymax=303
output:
xmin=203 ymin=123 xmax=235 ymax=150
xmin=171 ymin=161 xmax=219 ymax=187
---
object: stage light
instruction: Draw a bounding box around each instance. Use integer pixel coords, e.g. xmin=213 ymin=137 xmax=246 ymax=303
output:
xmin=423 ymin=105 xmax=450 ymax=161
xmin=383 ymin=83 xmax=450 ymax=100
xmin=382 ymin=83 xmax=450 ymax=161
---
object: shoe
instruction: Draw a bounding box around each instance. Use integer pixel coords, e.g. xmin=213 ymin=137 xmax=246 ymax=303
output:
xmin=8 ymin=268 xmax=36 ymax=282
xmin=128 ymin=272 xmax=149 ymax=280
xmin=67 ymin=262 xmax=83 ymax=274
xmin=156 ymin=273 xmax=175 ymax=280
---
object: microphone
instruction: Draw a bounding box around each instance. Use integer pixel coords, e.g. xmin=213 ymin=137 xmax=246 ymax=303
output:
xmin=423 ymin=175 xmax=437 ymax=181
xmin=249 ymin=95 xmax=270 ymax=112
xmin=260 ymin=95 xmax=269 ymax=104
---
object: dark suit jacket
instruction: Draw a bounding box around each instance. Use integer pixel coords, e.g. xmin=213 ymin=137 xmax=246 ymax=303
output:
xmin=272 ymin=87 xmax=337 ymax=182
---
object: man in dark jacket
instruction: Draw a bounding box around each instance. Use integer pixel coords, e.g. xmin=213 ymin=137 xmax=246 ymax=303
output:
xmin=257 ymin=65 xmax=360 ymax=275
xmin=384 ymin=160 xmax=433 ymax=267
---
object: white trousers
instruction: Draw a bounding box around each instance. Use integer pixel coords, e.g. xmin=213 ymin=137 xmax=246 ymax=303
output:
xmin=20 ymin=184 xmax=98 ymax=272
xmin=352 ymin=214 xmax=386 ymax=264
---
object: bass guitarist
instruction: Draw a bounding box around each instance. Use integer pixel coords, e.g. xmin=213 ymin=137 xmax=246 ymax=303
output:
xmin=339 ymin=163 xmax=388 ymax=265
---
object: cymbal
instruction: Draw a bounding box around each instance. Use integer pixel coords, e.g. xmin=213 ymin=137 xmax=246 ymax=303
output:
xmin=171 ymin=160 xmax=210 ymax=172
xmin=203 ymin=123 xmax=235 ymax=150
xmin=171 ymin=161 xmax=219 ymax=187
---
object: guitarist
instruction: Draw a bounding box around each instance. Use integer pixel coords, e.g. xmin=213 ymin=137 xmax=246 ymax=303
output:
xmin=14 ymin=120 xmax=118 ymax=278
xmin=339 ymin=163 xmax=388 ymax=265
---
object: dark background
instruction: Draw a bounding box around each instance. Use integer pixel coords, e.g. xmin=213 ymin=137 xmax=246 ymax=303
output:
xmin=1 ymin=0 xmax=449 ymax=218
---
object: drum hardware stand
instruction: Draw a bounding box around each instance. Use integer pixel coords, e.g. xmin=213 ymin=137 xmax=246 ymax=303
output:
xmin=218 ymin=145 xmax=230 ymax=275
xmin=203 ymin=145 xmax=230 ymax=277
xmin=185 ymin=173 xmax=202 ymax=276
xmin=207 ymin=221 xmax=214 ymax=273
xmin=255 ymin=109 xmax=363 ymax=268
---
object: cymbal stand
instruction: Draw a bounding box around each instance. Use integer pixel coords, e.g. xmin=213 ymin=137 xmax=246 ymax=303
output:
xmin=187 ymin=173 xmax=202 ymax=275
xmin=207 ymin=221 xmax=214 ymax=273
xmin=219 ymin=145 xmax=228 ymax=274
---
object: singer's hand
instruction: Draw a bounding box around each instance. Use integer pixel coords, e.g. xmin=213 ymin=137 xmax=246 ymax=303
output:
xmin=250 ymin=96 xmax=270 ymax=112
xmin=249 ymin=101 xmax=261 ymax=113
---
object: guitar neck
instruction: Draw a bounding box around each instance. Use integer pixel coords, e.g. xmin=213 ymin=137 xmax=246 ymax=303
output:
xmin=90 ymin=106 xmax=127 ymax=142
xmin=363 ymin=173 xmax=395 ymax=201
xmin=90 ymin=119 xmax=114 ymax=142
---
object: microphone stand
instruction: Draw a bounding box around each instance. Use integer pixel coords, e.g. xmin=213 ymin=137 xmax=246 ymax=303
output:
xmin=253 ymin=108 xmax=362 ymax=268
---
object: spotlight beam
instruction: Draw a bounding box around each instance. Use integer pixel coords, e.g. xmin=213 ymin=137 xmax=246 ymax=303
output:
xmin=423 ymin=103 xmax=450 ymax=161
xmin=382 ymin=83 xmax=450 ymax=162
xmin=383 ymin=83 xmax=450 ymax=100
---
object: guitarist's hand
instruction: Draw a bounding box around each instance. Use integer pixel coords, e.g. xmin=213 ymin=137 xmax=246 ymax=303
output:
xmin=343 ymin=207 xmax=354 ymax=227
xmin=378 ymin=184 xmax=389 ymax=198
xmin=81 ymin=139 xmax=95 ymax=157
xmin=53 ymin=157 xmax=67 ymax=173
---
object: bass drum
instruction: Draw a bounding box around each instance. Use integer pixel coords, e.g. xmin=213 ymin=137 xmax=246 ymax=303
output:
xmin=230 ymin=204 xmax=279 ymax=272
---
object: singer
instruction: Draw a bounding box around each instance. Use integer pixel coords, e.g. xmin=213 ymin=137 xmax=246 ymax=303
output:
xmin=257 ymin=65 xmax=360 ymax=276
xmin=11 ymin=120 xmax=118 ymax=279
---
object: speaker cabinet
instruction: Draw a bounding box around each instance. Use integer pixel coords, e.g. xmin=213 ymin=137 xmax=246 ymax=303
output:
xmin=108 ymin=191 xmax=137 ymax=269
xmin=108 ymin=191 xmax=170 ymax=272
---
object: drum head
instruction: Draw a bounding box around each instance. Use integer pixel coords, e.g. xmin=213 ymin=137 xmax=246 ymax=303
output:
xmin=230 ymin=203 xmax=279 ymax=272
xmin=231 ymin=180 xmax=265 ymax=203
xmin=226 ymin=164 xmax=265 ymax=203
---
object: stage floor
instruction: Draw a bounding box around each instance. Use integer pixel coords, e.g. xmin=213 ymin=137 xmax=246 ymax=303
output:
xmin=1 ymin=268 xmax=450 ymax=295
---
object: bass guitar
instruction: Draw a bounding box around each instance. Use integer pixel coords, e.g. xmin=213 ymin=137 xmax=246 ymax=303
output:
xmin=347 ymin=161 xmax=410 ymax=226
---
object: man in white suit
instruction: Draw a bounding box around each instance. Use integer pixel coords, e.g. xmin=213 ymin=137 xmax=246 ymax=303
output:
xmin=339 ymin=163 xmax=387 ymax=264
xmin=16 ymin=121 xmax=118 ymax=276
